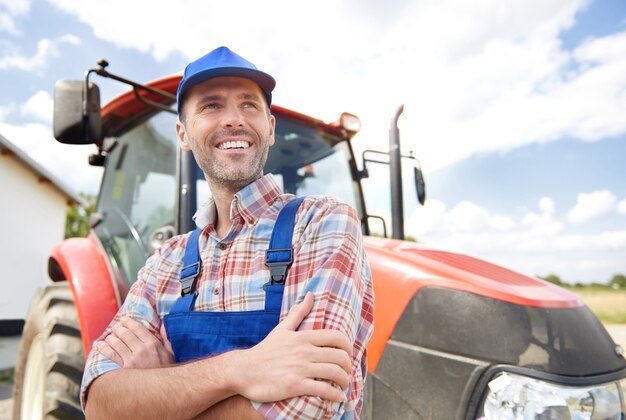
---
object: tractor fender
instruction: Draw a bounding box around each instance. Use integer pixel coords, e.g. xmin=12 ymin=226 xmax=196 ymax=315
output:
xmin=364 ymin=240 xmax=422 ymax=372
xmin=48 ymin=233 xmax=120 ymax=355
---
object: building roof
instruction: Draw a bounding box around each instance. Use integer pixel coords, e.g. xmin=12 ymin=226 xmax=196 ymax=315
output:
xmin=0 ymin=133 xmax=87 ymax=207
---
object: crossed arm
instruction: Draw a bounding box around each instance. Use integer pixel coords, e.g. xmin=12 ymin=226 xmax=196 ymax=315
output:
xmin=85 ymin=293 xmax=352 ymax=419
xmin=85 ymin=201 xmax=373 ymax=419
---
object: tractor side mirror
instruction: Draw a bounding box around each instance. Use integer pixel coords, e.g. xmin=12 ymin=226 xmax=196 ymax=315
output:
xmin=53 ymin=80 xmax=102 ymax=144
xmin=414 ymin=166 xmax=426 ymax=206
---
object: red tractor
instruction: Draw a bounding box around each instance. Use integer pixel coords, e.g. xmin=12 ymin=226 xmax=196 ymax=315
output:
xmin=12 ymin=60 xmax=626 ymax=419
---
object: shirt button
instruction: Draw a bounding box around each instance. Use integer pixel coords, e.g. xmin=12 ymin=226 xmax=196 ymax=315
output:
xmin=213 ymin=288 xmax=220 ymax=295
xmin=217 ymin=243 xmax=228 ymax=250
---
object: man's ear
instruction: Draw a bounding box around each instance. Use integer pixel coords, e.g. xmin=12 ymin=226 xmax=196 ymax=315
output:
xmin=176 ymin=120 xmax=192 ymax=151
xmin=268 ymin=114 xmax=276 ymax=146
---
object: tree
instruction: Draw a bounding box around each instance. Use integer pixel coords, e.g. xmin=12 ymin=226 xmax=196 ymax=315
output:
xmin=609 ymin=274 xmax=626 ymax=289
xmin=65 ymin=193 xmax=96 ymax=238
xmin=539 ymin=274 xmax=563 ymax=286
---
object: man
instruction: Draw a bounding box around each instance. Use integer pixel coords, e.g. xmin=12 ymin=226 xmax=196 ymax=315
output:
xmin=82 ymin=46 xmax=374 ymax=419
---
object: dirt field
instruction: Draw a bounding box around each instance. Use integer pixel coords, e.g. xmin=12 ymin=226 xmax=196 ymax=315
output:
xmin=571 ymin=289 xmax=626 ymax=324
xmin=0 ymin=384 xmax=10 ymax=420
xmin=0 ymin=401 xmax=9 ymax=419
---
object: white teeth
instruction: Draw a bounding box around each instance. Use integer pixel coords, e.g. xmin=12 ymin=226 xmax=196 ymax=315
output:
xmin=219 ymin=141 xmax=250 ymax=150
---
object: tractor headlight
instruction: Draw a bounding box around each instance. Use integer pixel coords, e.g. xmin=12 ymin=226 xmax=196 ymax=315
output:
xmin=477 ymin=372 xmax=625 ymax=419
xmin=340 ymin=112 xmax=361 ymax=133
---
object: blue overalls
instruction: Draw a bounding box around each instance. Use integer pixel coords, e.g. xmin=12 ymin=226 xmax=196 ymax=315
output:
xmin=164 ymin=197 xmax=305 ymax=363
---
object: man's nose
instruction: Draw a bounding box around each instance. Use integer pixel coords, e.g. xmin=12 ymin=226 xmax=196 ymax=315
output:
xmin=222 ymin=105 xmax=244 ymax=128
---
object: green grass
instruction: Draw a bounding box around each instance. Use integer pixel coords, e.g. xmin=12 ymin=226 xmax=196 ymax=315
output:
xmin=0 ymin=368 xmax=14 ymax=384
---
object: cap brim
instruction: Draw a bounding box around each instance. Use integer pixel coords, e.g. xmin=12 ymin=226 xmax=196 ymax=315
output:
xmin=177 ymin=67 xmax=275 ymax=113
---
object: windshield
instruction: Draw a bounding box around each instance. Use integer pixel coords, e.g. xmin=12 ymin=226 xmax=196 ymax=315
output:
xmin=94 ymin=110 xmax=361 ymax=289
xmin=94 ymin=111 xmax=177 ymax=290
xmin=195 ymin=115 xmax=361 ymax=214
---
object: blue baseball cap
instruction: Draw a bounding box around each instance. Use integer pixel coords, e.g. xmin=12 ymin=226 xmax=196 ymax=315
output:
xmin=176 ymin=46 xmax=276 ymax=115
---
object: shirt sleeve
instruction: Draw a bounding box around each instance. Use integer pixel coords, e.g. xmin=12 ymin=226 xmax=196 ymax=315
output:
xmin=252 ymin=198 xmax=375 ymax=419
xmin=79 ymin=241 xmax=179 ymax=409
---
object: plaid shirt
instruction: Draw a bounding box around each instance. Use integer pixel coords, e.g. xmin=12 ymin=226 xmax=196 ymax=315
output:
xmin=81 ymin=174 xmax=374 ymax=419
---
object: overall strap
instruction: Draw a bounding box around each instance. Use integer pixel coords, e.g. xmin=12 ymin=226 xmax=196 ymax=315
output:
xmin=180 ymin=228 xmax=203 ymax=297
xmin=265 ymin=196 xmax=305 ymax=285
xmin=177 ymin=196 xmax=305 ymax=298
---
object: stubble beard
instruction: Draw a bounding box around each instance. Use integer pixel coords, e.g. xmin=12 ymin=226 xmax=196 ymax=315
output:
xmin=191 ymin=130 xmax=271 ymax=193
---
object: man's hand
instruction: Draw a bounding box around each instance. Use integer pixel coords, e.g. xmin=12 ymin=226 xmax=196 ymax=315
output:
xmin=97 ymin=316 xmax=174 ymax=368
xmin=230 ymin=292 xmax=353 ymax=404
xmin=94 ymin=293 xmax=351 ymax=407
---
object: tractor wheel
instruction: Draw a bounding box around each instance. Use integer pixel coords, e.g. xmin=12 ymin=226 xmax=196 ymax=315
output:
xmin=12 ymin=282 xmax=85 ymax=419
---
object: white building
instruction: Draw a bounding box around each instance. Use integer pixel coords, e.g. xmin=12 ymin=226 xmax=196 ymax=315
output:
xmin=0 ymin=133 xmax=85 ymax=330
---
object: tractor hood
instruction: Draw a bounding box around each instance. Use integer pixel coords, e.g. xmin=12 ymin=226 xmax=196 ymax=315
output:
xmin=363 ymin=236 xmax=581 ymax=309
xmin=363 ymin=235 xmax=587 ymax=372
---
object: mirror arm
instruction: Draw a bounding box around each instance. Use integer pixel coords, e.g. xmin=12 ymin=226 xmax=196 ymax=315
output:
xmin=88 ymin=59 xmax=177 ymax=114
xmin=83 ymin=68 xmax=98 ymax=124
xmin=94 ymin=59 xmax=176 ymax=100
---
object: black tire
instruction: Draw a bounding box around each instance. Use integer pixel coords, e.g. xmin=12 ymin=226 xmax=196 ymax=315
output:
xmin=12 ymin=282 xmax=85 ymax=419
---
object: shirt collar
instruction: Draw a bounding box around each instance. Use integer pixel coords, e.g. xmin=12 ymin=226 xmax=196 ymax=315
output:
xmin=194 ymin=173 xmax=282 ymax=229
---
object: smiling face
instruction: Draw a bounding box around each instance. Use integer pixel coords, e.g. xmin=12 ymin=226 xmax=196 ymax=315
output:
xmin=176 ymin=76 xmax=276 ymax=194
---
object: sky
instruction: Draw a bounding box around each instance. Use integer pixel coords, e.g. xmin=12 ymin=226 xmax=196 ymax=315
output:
xmin=1 ymin=0 xmax=625 ymax=284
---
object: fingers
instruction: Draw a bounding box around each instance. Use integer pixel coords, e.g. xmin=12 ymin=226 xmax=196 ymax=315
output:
xmin=299 ymin=378 xmax=345 ymax=403
xmin=96 ymin=340 xmax=123 ymax=367
xmin=311 ymin=346 xmax=352 ymax=374
xmin=299 ymin=329 xmax=353 ymax=356
xmin=120 ymin=317 xmax=159 ymax=344
xmin=110 ymin=323 xmax=144 ymax=351
xmin=303 ymin=363 xmax=350 ymax=390
xmin=279 ymin=292 xmax=314 ymax=331
xmin=117 ymin=317 xmax=173 ymax=365
xmin=98 ymin=317 xmax=172 ymax=368
xmin=102 ymin=334 xmax=132 ymax=364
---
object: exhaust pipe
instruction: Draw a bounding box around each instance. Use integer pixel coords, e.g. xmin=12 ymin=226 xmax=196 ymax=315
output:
xmin=390 ymin=104 xmax=404 ymax=240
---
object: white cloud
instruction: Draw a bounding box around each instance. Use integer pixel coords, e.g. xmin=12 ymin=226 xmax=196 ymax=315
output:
xmin=0 ymin=12 xmax=19 ymax=35
xmin=567 ymin=190 xmax=617 ymax=224
xmin=0 ymin=34 xmax=80 ymax=73
xmin=618 ymin=199 xmax=626 ymax=215
xmin=521 ymin=196 xmax=563 ymax=235
xmin=0 ymin=0 xmax=30 ymax=35
xmin=0 ymin=103 xmax=16 ymax=121
xmin=43 ymin=0 xmax=626 ymax=175
xmin=408 ymin=199 xmax=515 ymax=236
xmin=539 ymin=197 xmax=555 ymax=215
xmin=0 ymin=0 xmax=30 ymax=15
xmin=531 ymin=220 xmax=565 ymax=236
xmin=20 ymin=90 xmax=53 ymax=123
xmin=445 ymin=201 xmax=490 ymax=231
xmin=407 ymin=199 xmax=446 ymax=236
xmin=489 ymin=215 xmax=515 ymax=231
xmin=406 ymin=195 xmax=626 ymax=282
xmin=595 ymin=230 xmax=626 ymax=248
xmin=419 ymin=225 xmax=626 ymax=283
xmin=522 ymin=211 xmax=540 ymax=226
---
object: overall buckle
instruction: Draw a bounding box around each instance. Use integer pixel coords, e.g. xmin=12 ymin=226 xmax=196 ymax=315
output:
xmin=180 ymin=262 xmax=200 ymax=296
xmin=265 ymin=248 xmax=293 ymax=285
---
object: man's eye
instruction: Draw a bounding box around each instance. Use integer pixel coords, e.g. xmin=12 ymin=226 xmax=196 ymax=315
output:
xmin=242 ymin=102 xmax=258 ymax=109
xmin=203 ymin=103 xmax=220 ymax=110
